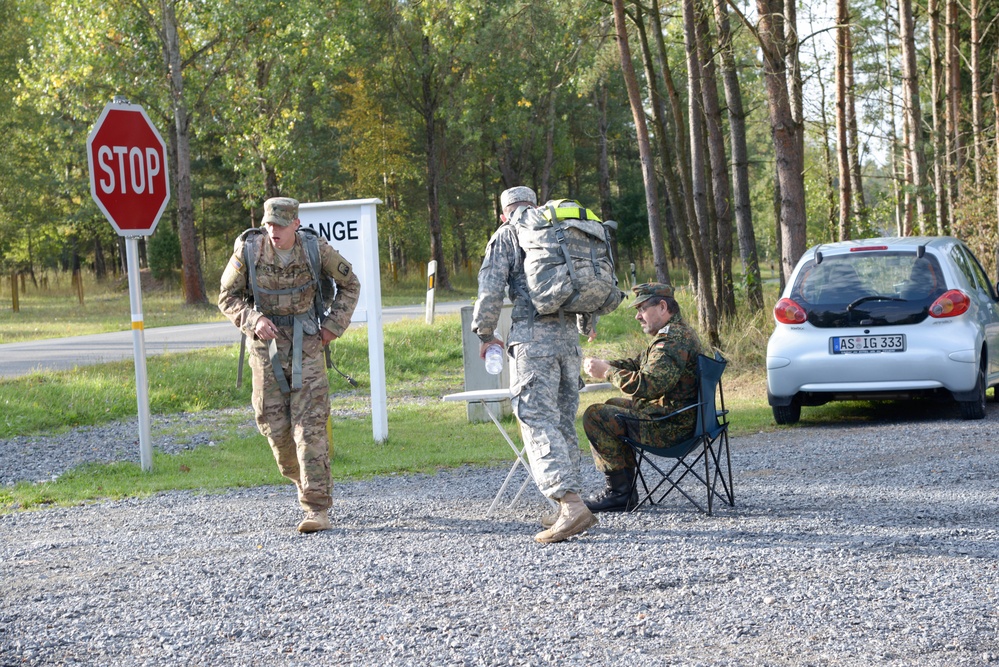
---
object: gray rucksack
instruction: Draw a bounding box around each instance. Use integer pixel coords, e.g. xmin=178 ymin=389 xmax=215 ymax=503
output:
xmin=512 ymin=199 xmax=624 ymax=317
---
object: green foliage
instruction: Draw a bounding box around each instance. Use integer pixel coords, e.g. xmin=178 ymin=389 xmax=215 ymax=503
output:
xmin=950 ymin=155 xmax=999 ymax=279
xmin=147 ymin=224 xmax=183 ymax=282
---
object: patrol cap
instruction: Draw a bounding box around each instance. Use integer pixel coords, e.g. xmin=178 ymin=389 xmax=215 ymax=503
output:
xmin=261 ymin=197 xmax=299 ymax=227
xmin=500 ymin=186 xmax=537 ymax=209
xmin=631 ymin=282 xmax=674 ymax=308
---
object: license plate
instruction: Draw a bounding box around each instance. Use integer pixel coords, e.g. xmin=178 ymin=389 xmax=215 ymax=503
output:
xmin=831 ymin=334 xmax=906 ymax=354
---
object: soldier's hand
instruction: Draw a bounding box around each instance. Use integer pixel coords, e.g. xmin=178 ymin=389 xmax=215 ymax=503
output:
xmin=480 ymin=337 xmax=504 ymax=359
xmin=321 ymin=328 xmax=338 ymax=346
xmin=254 ymin=317 xmax=279 ymax=341
xmin=583 ymin=357 xmax=610 ymax=379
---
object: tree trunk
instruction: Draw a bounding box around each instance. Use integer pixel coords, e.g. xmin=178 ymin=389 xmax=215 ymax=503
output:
xmin=682 ymin=0 xmax=719 ymax=345
xmin=421 ymin=35 xmax=451 ymax=291
xmin=611 ymin=0 xmax=670 ymax=284
xmin=773 ymin=168 xmax=785 ymax=294
xmin=945 ymin=0 xmax=961 ymax=209
xmin=899 ymin=0 xmax=928 ymax=234
xmin=94 ymin=235 xmax=107 ymax=281
xmin=632 ymin=1 xmax=685 ymax=279
xmin=883 ymin=0 xmax=905 ymax=236
xmin=161 ymin=0 xmax=207 ymax=305
xmin=929 ymin=0 xmax=948 ymax=234
xmin=994 ymin=60 xmax=999 ymax=280
xmin=809 ymin=13 xmax=838 ymax=243
xmin=784 ymin=0 xmax=802 ymax=127
xmin=694 ymin=0 xmax=734 ymax=318
xmin=650 ymin=0 xmax=699 ymax=289
xmin=713 ymin=0 xmax=762 ymax=311
xmin=540 ymin=88 xmax=557 ymax=203
xmin=755 ymin=0 xmax=807 ymax=283
xmin=595 ymin=84 xmax=613 ymax=224
xmin=836 ymin=0 xmax=852 ymax=241
xmin=969 ymin=0 xmax=982 ymax=188
xmin=844 ymin=27 xmax=866 ymax=222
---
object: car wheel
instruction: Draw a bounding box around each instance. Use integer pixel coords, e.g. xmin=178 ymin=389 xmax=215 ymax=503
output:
xmin=958 ymin=363 xmax=986 ymax=420
xmin=772 ymin=403 xmax=801 ymax=425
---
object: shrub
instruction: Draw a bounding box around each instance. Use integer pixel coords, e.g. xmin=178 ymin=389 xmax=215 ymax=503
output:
xmin=147 ymin=224 xmax=182 ymax=282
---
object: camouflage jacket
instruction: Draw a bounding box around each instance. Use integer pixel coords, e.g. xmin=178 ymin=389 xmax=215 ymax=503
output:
xmin=218 ymin=230 xmax=360 ymax=338
xmin=471 ymin=212 xmax=591 ymax=345
xmin=606 ymin=313 xmax=704 ymax=419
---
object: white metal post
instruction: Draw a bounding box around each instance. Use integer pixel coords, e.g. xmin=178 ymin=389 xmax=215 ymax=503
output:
xmin=425 ymin=260 xmax=437 ymax=324
xmin=360 ymin=205 xmax=389 ymax=443
xmin=125 ymin=238 xmax=153 ymax=471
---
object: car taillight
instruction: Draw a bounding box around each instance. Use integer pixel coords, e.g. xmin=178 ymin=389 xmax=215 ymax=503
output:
xmin=929 ymin=289 xmax=970 ymax=318
xmin=774 ymin=298 xmax=807 ymax=324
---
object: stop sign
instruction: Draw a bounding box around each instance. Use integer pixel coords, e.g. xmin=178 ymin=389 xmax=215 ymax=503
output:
xmin=87 ymin=101 xmax=171 ymax=236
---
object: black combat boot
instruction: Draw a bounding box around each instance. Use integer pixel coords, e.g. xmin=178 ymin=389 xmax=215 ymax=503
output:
xmin=584 ymin=468 xmax=638 ymax=513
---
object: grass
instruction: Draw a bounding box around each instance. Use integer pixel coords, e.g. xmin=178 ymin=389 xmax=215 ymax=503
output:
xmin=0 ymin=270 xmax=801 ymax=513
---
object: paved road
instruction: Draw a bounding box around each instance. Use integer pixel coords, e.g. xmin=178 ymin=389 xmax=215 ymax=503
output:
xmin=0 ymin=300 xmax=469 ymax=378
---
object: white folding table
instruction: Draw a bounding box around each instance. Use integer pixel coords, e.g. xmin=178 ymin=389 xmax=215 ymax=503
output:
xmin=442 ymin=382 xmax=613 ymax=516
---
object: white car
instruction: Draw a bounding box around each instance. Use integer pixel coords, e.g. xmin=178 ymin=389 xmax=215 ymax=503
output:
xmin=766 ymin=236 xmax=999 ymax=424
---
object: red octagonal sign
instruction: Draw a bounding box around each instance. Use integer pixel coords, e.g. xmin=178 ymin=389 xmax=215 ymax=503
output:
xmin=87 ymin=101 xmax=171 ymax=236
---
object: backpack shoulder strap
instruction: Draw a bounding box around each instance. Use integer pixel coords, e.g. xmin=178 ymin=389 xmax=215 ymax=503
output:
xmin=297 ymin=228 xmax=322 ymax=281
xmin=239 ymin=228 xmax=265 ymax=307
xmin=297 ymin=227 xmax=326 ymax=323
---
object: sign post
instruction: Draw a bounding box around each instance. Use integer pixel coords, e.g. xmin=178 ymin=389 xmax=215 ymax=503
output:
xmin=86 ymin=97 xmax=171 ymax=471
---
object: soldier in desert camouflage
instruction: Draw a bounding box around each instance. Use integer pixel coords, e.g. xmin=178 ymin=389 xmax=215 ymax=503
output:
xmin=471 ymin=185 xmax=598 ymax=544
xmin=219 ymin=197 xmax=360 ymax=533
xmin=581 ymin=283 xmax=704 ymax=512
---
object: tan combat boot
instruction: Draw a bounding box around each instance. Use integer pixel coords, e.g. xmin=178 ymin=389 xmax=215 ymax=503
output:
xmin=297 ymin=510 xmax=332 ymax=533
xmin=539 ymin=506 xmax=559 ymax=529
xmin=534 ymin=492 xmax=598 ymax=543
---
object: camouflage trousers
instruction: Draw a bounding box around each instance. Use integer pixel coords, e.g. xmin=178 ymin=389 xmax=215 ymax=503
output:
xmin=249 ymin=330 xmax=331 ymax=512
xmin=509 ymin=336 xmax=583 ymax=499
xmin=583 ymin=397 xmax=695 ymax=473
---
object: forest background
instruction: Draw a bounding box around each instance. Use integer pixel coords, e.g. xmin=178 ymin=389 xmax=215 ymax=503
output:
xmin=0 ymin=0 xmax=997 ymax=348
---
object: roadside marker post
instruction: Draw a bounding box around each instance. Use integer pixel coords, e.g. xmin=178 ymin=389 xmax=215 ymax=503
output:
xmin=425 ymin=260 xmax=437 ymax=324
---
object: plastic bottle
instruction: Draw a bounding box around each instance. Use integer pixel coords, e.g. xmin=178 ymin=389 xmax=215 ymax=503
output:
xmin=484 ymin=343 xmax=504 ymax=375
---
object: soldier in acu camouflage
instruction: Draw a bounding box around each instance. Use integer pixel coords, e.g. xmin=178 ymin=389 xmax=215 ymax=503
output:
xmin=218 ymin=197 xmax=360 ymax=534
xmin=471 ymin=185 xmax=598 ymax=544
xmin=581 ymin=282 xmax=704 ymax=513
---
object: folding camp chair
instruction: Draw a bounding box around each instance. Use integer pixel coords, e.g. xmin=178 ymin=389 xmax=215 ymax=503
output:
xmin=614 ymin=352 xmax=734 ymax=515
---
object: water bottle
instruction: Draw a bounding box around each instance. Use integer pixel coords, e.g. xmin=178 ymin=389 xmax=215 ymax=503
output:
xmin=484 ymin=343 xmax=504 ymax=375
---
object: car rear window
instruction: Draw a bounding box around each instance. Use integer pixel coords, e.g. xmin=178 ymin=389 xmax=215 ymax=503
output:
xmin=790 ymin=251 xmax=945 ymax=328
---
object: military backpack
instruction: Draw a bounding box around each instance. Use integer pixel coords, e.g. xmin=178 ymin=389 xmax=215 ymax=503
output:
xmin=511 ymin=199 xmax=624 ymax=317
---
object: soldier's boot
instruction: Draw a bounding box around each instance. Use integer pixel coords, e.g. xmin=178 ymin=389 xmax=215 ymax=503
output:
xmin=584 ymin=468 xmax=638 ymax=513
xmin=297 ymin=510 xmax=332 ymax=533
xmin=534 ymin=492 xmax=598 ymax=544
xmin=539 ymin=506 xmax=559 ymax=529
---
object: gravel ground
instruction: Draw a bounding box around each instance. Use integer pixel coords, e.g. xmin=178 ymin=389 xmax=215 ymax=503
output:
xmin=1 ymin=402 xmax=997 ymax=666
